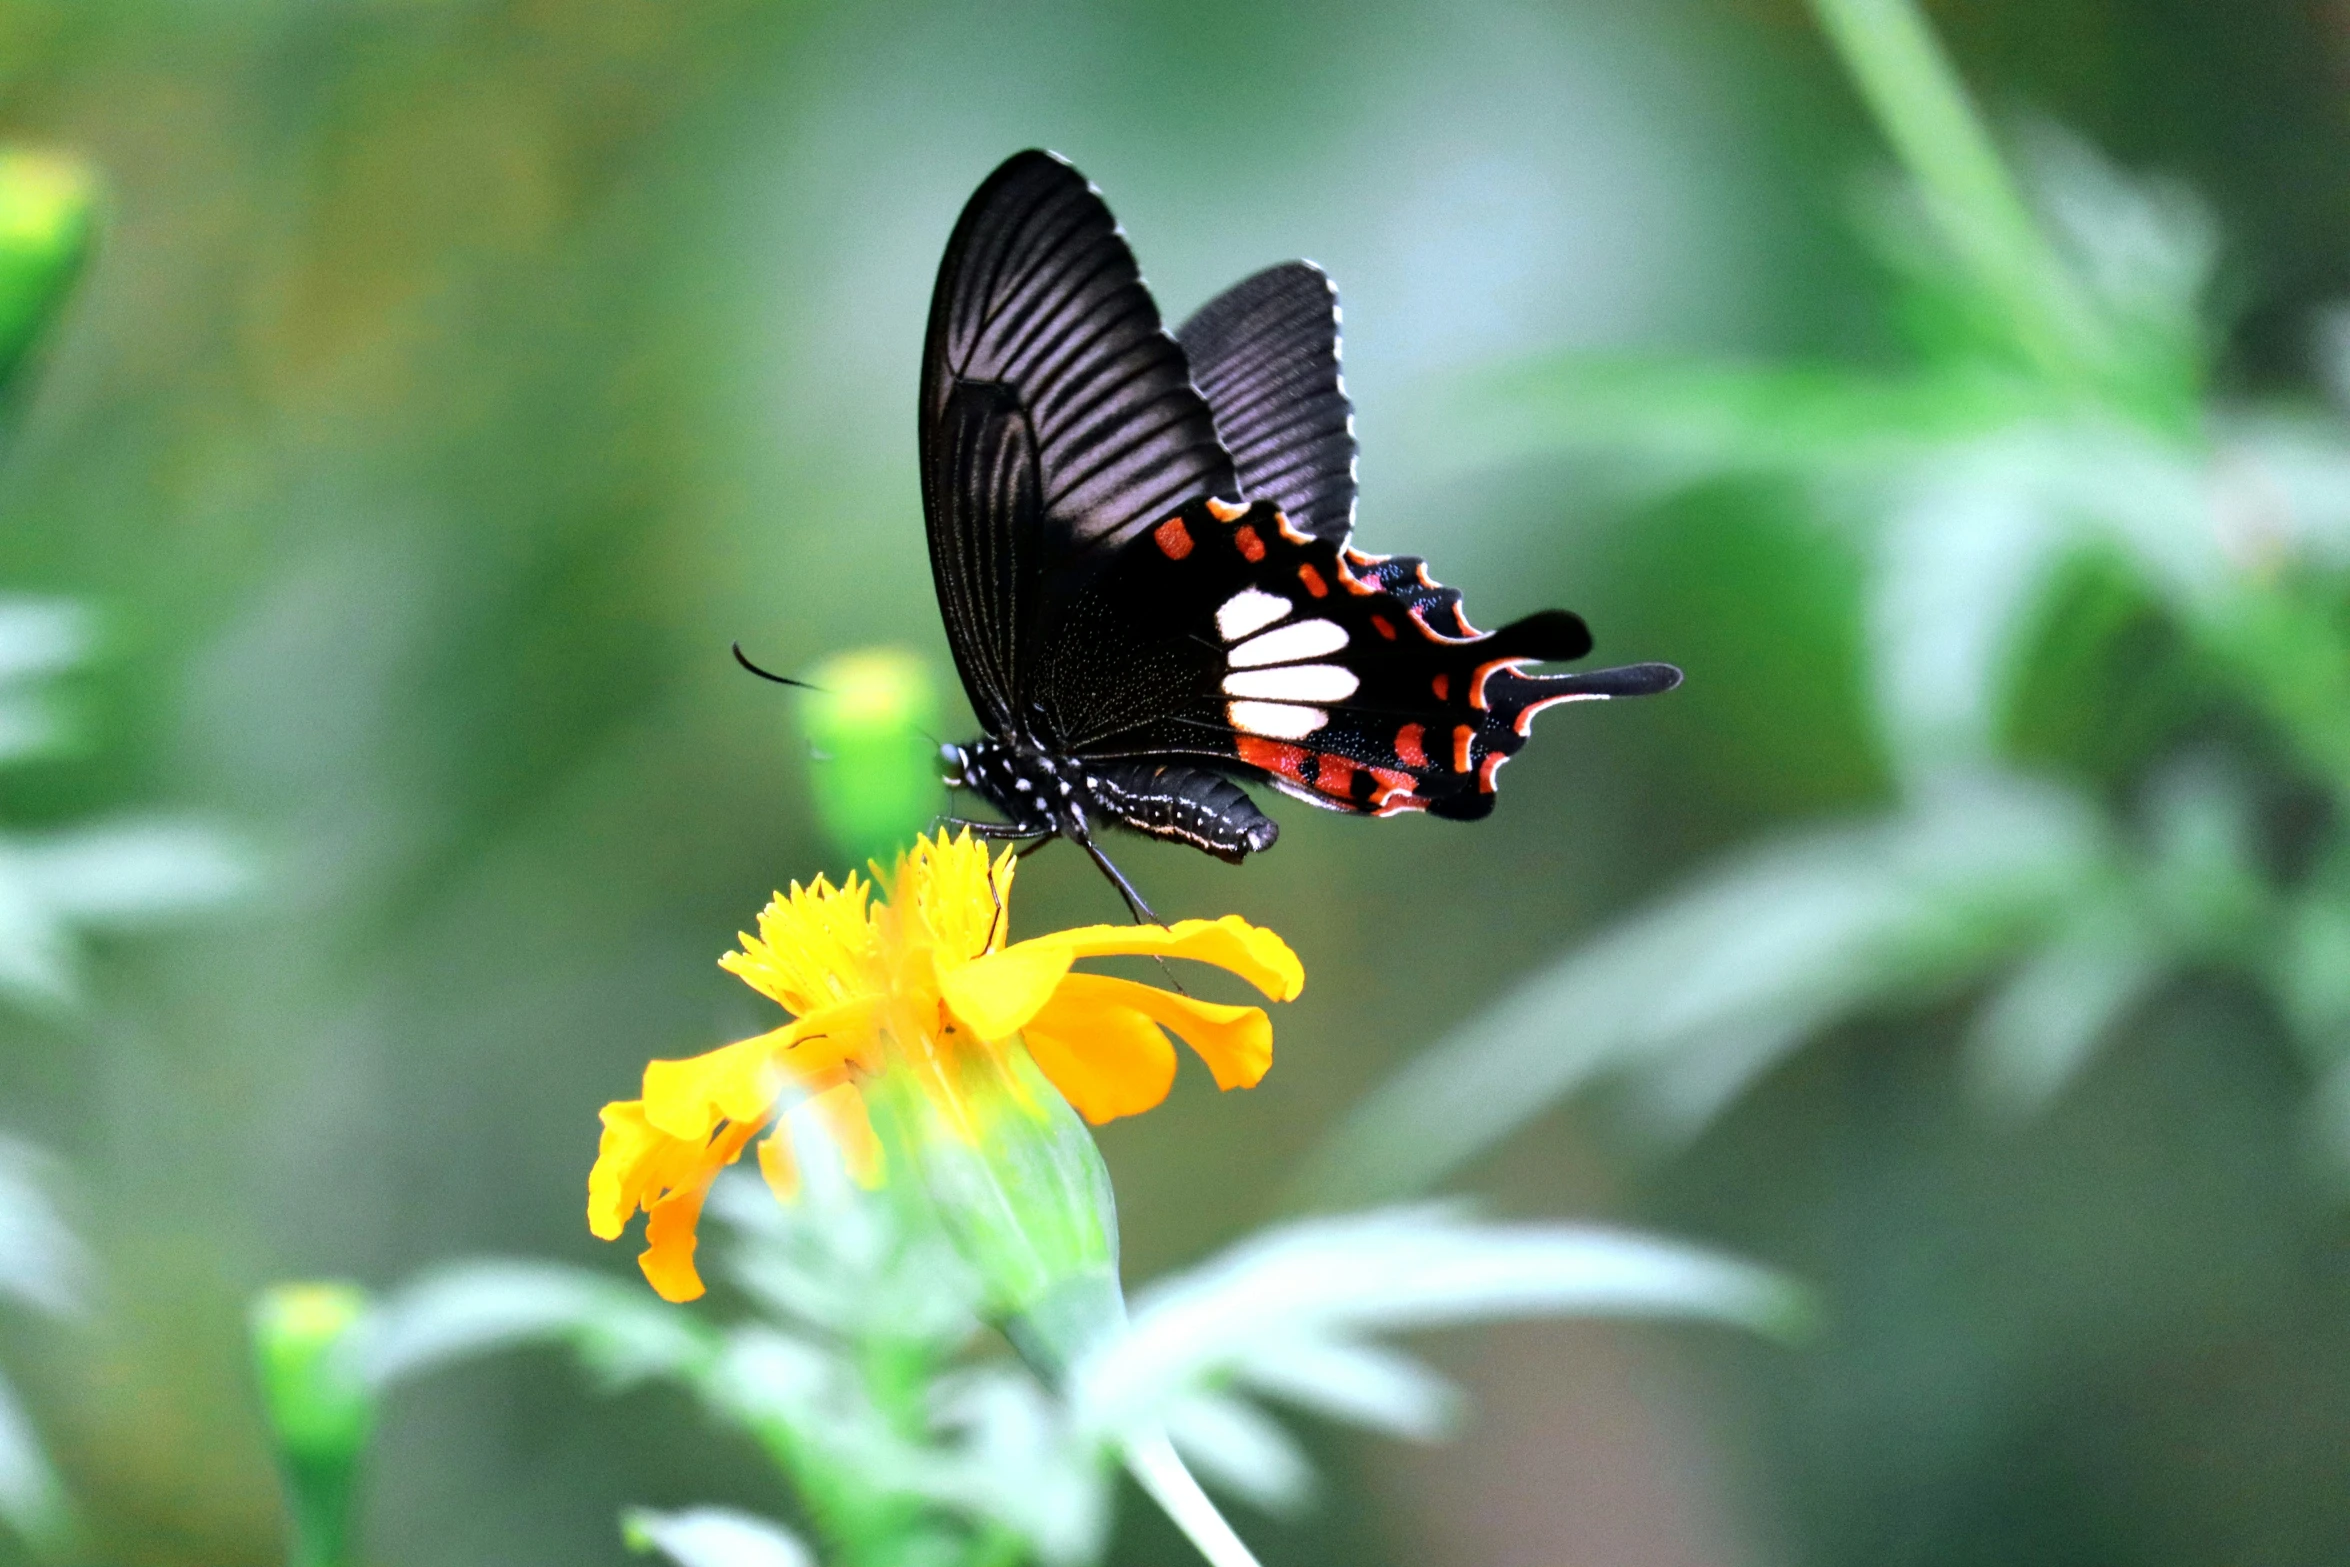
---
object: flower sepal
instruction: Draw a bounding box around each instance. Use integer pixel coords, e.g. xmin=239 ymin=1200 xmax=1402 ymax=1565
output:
xmin=867 ymin=1036 xmax=1121 ymax=1331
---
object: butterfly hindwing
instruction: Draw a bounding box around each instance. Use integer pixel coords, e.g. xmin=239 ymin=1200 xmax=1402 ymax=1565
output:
xmin=1178 ymin=262 xmax=1359 ymax=545
xmin=1041 ymin=497 xmax=1678 ymax=818
xmin=924 ymin=380 xmax=1043 ymax=731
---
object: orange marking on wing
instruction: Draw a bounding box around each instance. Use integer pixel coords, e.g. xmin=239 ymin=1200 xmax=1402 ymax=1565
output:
xmin=1297 ymin=563 xmax=1329 ymax=598
xmin=1236 ymin=734 xmax=1308 ymax=782
xmin=1468 ymin=657 xmax=1524 ymax=711
xmin=1431 ymin=672 xmax=1450 ymax=701
xmin=1511 ymin=689 xmax=1607 ymax=736
xmin=1478 ymin=752 xmax=1507 ymax=792
xmin=1452 ymin=724 xmax=1476 ymax=773
xmin=1205 ymin=496 xmax=1248 ymax=522
xmin=1272 ymin=509 xmax=1315 ymax=545
xmin=1374 ymin=793 xmax=1430 ymax=817
xmin=1407 ymin=603 xmax=1478 ymax=645
xmin=1153 ymin=516 xmax=1194 ymax=560
xmin=1234 ymin=525 xmax=1266 ymax=562
xmin=1313 ymin=752 xmax=1358 ymax=799
xmin=1367 ymin=766 xmax=1419 ymax=810
xmin=1394 ymin=723 xmax=1427 ymax=767
xmin=1371 ymin=613 xmax=1397 ymax=640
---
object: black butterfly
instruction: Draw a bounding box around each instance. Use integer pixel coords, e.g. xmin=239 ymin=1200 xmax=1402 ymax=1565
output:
xmin=923 ymin=149 xmax=1679 ymax=919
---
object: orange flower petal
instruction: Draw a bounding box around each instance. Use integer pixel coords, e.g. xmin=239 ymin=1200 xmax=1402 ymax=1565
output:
xmin=639 ymin=1001 xmax=879 ymax=1141
xmin=1020 ymin=916 xmax=1304 ymax=1001
xmin=938 ymin=939 xmax=1075 ymax=1040
xmin=640 ymin=1187 xmax=712 ymax=1302
xmin=1024 ymin=975 xmax=1180 ymax=1124
xmin=801 ymin=1082 xmax=886 ymax=1187
xmin=1045 ymin=971 xmax=1275 ymax=1092
xmin=634 ymin=1117 xmax=761 ymax=1303
xmin=757 ymin=1121 xmax=800 ymax=1204
xmin=588 ymin=1101 xmax=659 ymax=1239
xmin=640 ymin=1032 xmax=788 ymax=1141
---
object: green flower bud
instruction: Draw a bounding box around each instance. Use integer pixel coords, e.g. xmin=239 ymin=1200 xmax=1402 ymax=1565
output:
xmin=250 ymin=1282 xmax=375 ymax=1567
xmin=795 ymin=648 xmax=943 ymax=872
xmin=0 ymin=151 xmax=97 ymax=389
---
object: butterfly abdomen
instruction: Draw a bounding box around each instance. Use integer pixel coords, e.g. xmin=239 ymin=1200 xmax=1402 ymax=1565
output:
xmin=1084 ymin=760 xmax=1276 ymax=864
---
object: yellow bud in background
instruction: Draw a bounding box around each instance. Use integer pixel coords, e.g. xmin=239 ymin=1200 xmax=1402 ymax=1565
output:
xmin=796 ymin=647 xmax=943 ymax=873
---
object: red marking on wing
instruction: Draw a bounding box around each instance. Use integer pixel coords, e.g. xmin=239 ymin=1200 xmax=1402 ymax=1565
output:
xmin=1234 ymin=525 xmax=1266 ymax=563
xmin=1297 ymin=563 xmax=1328 ymax=598
xmin=1478 ymin=752 xmax=1507 ymax=792
xmin=1370 ymin=613 xmax=1396 ymax=640
xmin=1431 ymin=673 xmax=1450 ymax=701
xmin=1153 ymin=516 xmax=1194 ymax=560
xmin=1394 ymin=723 xmax=1427 ymax=767
xmin=1237 ymin=735 xmax=1308 ymax=782
xmin=1367 ymin=766 xmax=1419 ymax=811
xmin=1205 ymin=496 xmax=1248 ymax=522
xmin=1452 ymin=724 xmax=1476 ymax=773
xmin=1313 ymin=752 xmax=1358 ymax=799
xmin=1374 ymin=792 xmax=1430 ymax=817
xmin=1468 ymin=657 xmax=1525 ymax=711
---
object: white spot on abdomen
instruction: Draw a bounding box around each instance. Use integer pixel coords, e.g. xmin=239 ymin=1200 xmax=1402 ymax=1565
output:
xmin=1223 ymin=664 xmax=1359 ymax=701
xmin=1216 ymin=588 xmax=1291 ymax=642
xmin=1228 ymin=618 xmax=1346 ymax=667
xmin=1227 ymin=699 xmax=1330 ymax=738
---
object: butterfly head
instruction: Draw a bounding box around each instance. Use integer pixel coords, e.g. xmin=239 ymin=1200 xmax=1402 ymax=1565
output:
xmin=943 ymin=736 xmax=1066 ymax=838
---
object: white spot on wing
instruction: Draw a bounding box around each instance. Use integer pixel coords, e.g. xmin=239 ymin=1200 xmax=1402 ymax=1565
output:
xmin=1228 ymin=618 xmax=1347 ymax=668
xmin=1227 ymin=699 xmax=1329 ymax=738
xmin=1223 ymin=664 xmax=1359 ymax=701
xmin=1217 ymin=588 xmax=1291 ymax=642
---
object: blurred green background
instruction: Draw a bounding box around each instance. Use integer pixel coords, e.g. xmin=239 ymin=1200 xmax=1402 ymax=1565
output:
xmin=4 ymin=0 xmax=2350 ymax=1563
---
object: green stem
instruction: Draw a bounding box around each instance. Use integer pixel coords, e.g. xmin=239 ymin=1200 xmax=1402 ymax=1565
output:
xmin=1806 ymin=0 xmax=2107 ymax=387
xmin=279 ymin=1455 xmax=359 ymax=1567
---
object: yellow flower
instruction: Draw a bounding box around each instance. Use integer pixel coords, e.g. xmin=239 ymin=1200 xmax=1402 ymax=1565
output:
xmin=588 ymin=829 xmax=1304 ymax=1302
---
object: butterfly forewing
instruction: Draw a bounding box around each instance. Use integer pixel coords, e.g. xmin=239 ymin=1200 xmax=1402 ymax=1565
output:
xmin=921 ymin=152 xmax=1233 ymax=557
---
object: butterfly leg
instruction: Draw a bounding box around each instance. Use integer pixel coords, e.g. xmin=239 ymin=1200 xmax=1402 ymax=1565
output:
xmin=935 ymin=814 xmax=1032 ymax=839
xmin=1067 ymin=824 xmax=1194 ymax=995
xmin=982 ymin=835 xmax=1055 ymax=953
xmin=1071 ymin=827 xmax=1162 ymax=925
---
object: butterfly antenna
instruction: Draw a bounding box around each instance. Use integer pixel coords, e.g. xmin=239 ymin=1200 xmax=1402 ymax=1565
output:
xmin=732 ymin=642 xmax=824 ymax=691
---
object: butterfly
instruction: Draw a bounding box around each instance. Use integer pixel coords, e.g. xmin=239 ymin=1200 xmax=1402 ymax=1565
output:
xmin=923 ymin=149 xmax=1680 ymax=919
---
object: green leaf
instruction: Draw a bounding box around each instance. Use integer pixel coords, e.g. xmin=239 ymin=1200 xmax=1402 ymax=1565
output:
xmin=1462 ymin=354 xmax=2035 ymax=483
xmin=1292 ymin=771 xmax=2108 ymax=1208
xmin=622 ymin=1507 xmax=813 ymax=1567
xmin=1962 ymin=900 xmax=2163 ymax=1115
